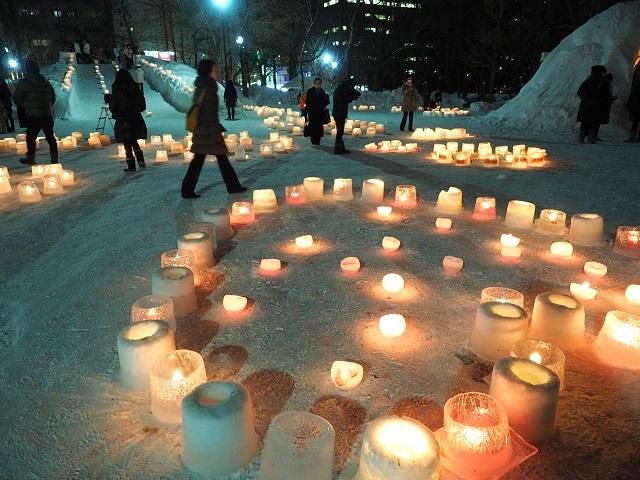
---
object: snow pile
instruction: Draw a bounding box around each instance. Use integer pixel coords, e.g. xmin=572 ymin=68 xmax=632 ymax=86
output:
xmin=482 ymin=1 xmax=640 ymax=134
xmin=40 ymin=62 xmax=78 ymax=120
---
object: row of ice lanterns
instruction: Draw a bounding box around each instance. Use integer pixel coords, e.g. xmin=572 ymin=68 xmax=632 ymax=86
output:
xmin=430 ymin=142 xmax=547 ymax=168
xmin=61 ymin=64 xmax=75 ymax=92
xmin=0 ymin=163 xmax=75 ymax=201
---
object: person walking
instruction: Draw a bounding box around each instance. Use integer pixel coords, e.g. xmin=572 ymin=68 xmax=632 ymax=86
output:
xmin=625 ymin=65 xmax=640 ymax=143
xmin=74 ymin=41 xmax=82 ymax=63
xmin=82 ymin=40 xmax=92 ymax=64
xmin=0 ymin=76 xmax=15 ymax=132
xmin=577 ymin=65 xmax=608 ymax=143
xmin=108 ymin=69 xmax=147 ymax=172
xmin=304 ymin=77 xmax=330 ymax=145
xmin=400 ymin=75 xmax=420 ymax=132
xmin=181 ymin=59 xmax=246 ymax=198
xmin=13 ymin=60 xmax=58 ymax=165
xmin=332 ymin=78 xmax=360 ymax=155
xmin=133 ymin=65 xmax=145 ymax=93
xmin=224 ymin=79 xmax=237 ymax=120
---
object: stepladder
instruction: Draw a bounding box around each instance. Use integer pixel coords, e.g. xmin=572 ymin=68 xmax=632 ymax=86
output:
xmin=96 ymin=105 xmax=114 ymax=134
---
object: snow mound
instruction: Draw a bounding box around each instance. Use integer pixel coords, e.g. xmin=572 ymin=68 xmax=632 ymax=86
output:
xmin=482 ymin=1 xmax=640 ymax=134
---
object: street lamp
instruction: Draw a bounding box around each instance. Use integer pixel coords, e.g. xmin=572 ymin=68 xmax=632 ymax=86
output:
xmin=7 ymin=58 xmax=18 ymax=69
xmin=236 ymin=35 xmax=248 ymax=96
xmin=212 ymin=0 xmax=231 ymax=80
xmin=322 ymin=53 xmax=332 ymax=65
xmin=236 ymin=35 xmax=243 ymax=45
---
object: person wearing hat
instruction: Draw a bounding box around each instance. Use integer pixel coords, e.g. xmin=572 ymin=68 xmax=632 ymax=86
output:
xmin=576 ymin=65 xmax=609 ymax=143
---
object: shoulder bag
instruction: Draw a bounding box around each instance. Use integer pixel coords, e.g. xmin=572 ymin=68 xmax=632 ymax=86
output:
xmin=186 ymin=89 xmax=206 ymax=132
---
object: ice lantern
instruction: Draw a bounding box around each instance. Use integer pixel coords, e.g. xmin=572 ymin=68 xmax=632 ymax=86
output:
xmin=470 ymin=301 xmax=529 ymax=362
xmin=43 ymin=175 xmax=63 ymax=195
xmin=473 ymin=197 xmax=496 ymax=220
xmin=304 ymin=177 xmax=324 ymax=201
xmin=331 ymin=360 xmax=363 ymax=390
xmin=355 ymin=416 xmax=440 ymax=480
xmin=202 ymin=208 xmax=234 ymax=241
xmin=117 ymin=320 xmax=176 ymax=389
xmin=529 ymin=293 xmax=585 ymax=351
xmin=361 ymin=179 xmax=385 ymax=204
xmin=178 ymin=232 xmax=215 ymax=270
xmin=480 ymin=287 xmax=524 ymax=308
xmin=395 ymin=185 xmax=417 ymax=208
xmin=150 ymin=349 xmax=207 ymax=424
xmin=18 ymin=181 xmax=42 ymax=203
xmin=253 ymin=189 xmax=278 ymax=213
xmin=285 ymin=184 xmax=306 ymax=205
xmin=151 ymin=266 xmax=197 ymax=316
xmin=182 ymin=381 xmax=259 ymax=477
xmin=333 ymin=178 xmax=353 ymax=201
xmin=568 ymin=213 xmax=604 ymax=246
xmin=537 ymin=209 xmax=566 ymax=235
xmin=260 ymin=411 xmax=335 ymax=480
xmin=613 ymin=226 xmax=640 ymax=258
xmin=505 ymin=200 xmax=535 ymax=229
xmin=510 ymin=339 xmax=565 ymax=391
xmin=0 ymin=176 xmax=11 ymax=194
xmin=131 ymin=295 xmax=176 ymax=332
xmin=436 ymin=187 xmax=462 ymax=214
xmin=594 ymin=310 xmax=640 ymax=370
xmin=230 ymin=202 xmax=255 ymax=224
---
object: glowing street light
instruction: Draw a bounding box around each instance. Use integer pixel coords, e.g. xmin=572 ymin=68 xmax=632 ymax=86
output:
xmin=213 ymin=0 xmax=230 ymax=7
xmin=7 ymin=58 xmax=18 ymax=69
xmin=236 ymin=35 xmax=244 ymax=45
xmin=322 ymin=53 xmax=332 ymax=64
xmin=331 ymin=61 xmax=338 ymax=69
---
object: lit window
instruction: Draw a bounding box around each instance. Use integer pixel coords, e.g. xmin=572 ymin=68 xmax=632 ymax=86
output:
xmin=54 ymin=10 xmax=63 ymax=17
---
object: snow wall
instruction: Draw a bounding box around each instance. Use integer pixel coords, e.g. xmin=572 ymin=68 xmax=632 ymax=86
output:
xmin=482 ymin=1 xmax=640 ymax=134
xmin=40 ymin=62 xmax=78 ymax=120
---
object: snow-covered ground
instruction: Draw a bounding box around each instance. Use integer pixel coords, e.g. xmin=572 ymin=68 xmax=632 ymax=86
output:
xmin=1 ymin=64 xmax=639 ymax=479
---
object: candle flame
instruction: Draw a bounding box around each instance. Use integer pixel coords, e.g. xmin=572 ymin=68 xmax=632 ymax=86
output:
xmin=171 ymin=370 xmax=184 ymax=382
xmin=529 ymin=352 xmax=542 ymax=364
xmin=548 ymin=211 xmax=558 ymax=222
xmin=481 ymin=200 xmax=491 ymax=209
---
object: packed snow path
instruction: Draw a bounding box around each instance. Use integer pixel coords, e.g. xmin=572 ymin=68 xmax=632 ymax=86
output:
xmin=0 ymin=75 xmax=639 ymax=479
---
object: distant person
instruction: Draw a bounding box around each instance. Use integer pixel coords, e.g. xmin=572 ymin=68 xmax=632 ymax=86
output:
xmin=0 ymin=76 xmax=15 ymax=132
xmin=304 ymin=77 xmax=330 ymax=145
xmin=74 ymin=41 xmax=82 ymax=63
xmin=108 ymin=69 xmax=147 ymax=172
xmin=181 ymin=59 xmax=246 ymax=198
xmin=224 ymin=79 xmax=237 ymax=120
xmin=298 ymin=90 xmax=307 ymax=118
xmin=332 ymin=78 xmax=360 ymax=154
xmin=133 ymin=65 xmax=144 ymax=93
xmin=13 ymin=60 xmax=58 ymax=165
xmin=577 ymin=65 xmax=608 ymax=143
xmin=400 ymin=75 xmax=420 ymax=131
xmin=124 ymin=45 xmax=134 ymax=69
xmin=625 ymin=65 xmax=640 ymax=143
xmin=82 ymin=40 xmax=91 ymax=63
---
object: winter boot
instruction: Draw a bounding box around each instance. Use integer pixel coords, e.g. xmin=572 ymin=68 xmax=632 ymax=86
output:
xmin=134 ymin=149 xmax=146 ymax=168
xmin=124 ymin=158 xmax=136 ymax=172
xmin=19 ymin=153 xmax=36 ymax=165
xmin=50 ymin=152 xmax=59 ymax=164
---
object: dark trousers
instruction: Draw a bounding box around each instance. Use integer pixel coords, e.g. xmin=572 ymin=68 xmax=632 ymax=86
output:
xmin=578 ymin=122 xmax=598 ymax=143
xmin=630 ymin=119 xmax=639 ymax=140
xmin=124 ymin=140 xmax=144 ymax=165
xmin=3 ymin=106 xmax=14 ymax=131
xmin=334 ymin=116 xmax=346 ymax=148
xmin=400 ymin=111 xmax=414 ymax=131
xmin=181 ymin=153 xmax=242 ymax=194
xmin=137 ymin=83 xmax=143 ymax=94
xmin=227 ymin=106 xmax=235 ymax=119
xmin=26 ymin=116 xmax=58 ymax=163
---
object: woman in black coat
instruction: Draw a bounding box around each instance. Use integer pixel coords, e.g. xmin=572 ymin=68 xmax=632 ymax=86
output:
xmin=181 ymin=60 xmax=246 ymax=198
xmin=224 ymin=79 xmax=237 ymax=120
xmin=109 ymin=69 xmax=147 ymax=171
xmin=304 ymin=77 xmax=330 ymax=145
xmin=576 ymin=65 xmax=609 ymax=144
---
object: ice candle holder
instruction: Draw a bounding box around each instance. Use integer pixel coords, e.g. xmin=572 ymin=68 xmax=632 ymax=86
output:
xmin=382 ymin=274 xmax=404 ymax=294
xmin=43 ymin=176 xmax=63 ymax=195
xmin=151 ymin=267 xmax=197 ymax=316
xmin=285 ymin=184 xmax=306 ymax=205
xmin=505 ymin=200 xmax=535 ymax=229
xmin=480 ymin=287 xmax=524 ymax=308
xmin=117 ymin=320 xmax=175 ymax=389
xmin=150 ymin=349 xmax=207 ymax=424
xmin=568 ymin=213 xmax=604 ymax=246
xmin=355 ymin=416 xmax=440 ymax=480
xmin=613 ymin=226 xmax=640 ymax=258
xmin=594 ymin=310 xmax=640 ymax=369
xmin=0 ymin=177 xmax=11 ymax=194
xmin=395 ymin=185 xmax=417 ymax=208
xmin=333 ymin=178 xmax=353 ymax=201
xmin=155 ymin=150 xmax=168 ymax=163
xmin=304 ymin=177 xmax=324 ymax=201
xmin=470 ymin=302 xmax=529 ymax=362
xmin=473 ymin=197 xmax=496 ymax=220
xmin=436 ymin=187 xmax=463 ymax=214
xmin=18 ymin=181 xmax=42 ymax=203
xmin=260 ymin=411 xmax=335 ymax=480
xmin=230 ymin=202 xmax=255 ymax=224
xmin=178 ymin=232 xmax=215 ymax=270
xmin=511 ymin=339 xmax=565 ymax=391
xmin=626 ymin=285 xmax=640 ymax=305
xmin=340 ymin=257 xmax=361 ymax=273
xmin=331 ymin=360 xmax=363 ymax=390
xmin=202 ymin=208 xmax=233 ymax=241
xmin=443 ymin=256 xmax=464 ymax=274
xmin=538 ymin=209 xmax=566 ymax=235
xmin=253 ymin=189 xmax=278 ymax=213
xmin=131 ymin=295 xmax=176 ymax=331
xmin=362 ymin=179 xmax=385 ymax=204
xmin=60 ymin=170 xmax=74 ymax=186
xmin=529 ymin=293 xmax=585 ymax=351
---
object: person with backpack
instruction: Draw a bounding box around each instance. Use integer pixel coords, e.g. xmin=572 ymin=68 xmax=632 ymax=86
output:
xmin=13 ymin=60 xmax=58 ymax=165
xmin=224 ymin=79 xmax=238 ymax=120
xmin=108 ymin=69 xmax=147 ymax=172
xmin=181 ymin=59 xmax=246 ymax=198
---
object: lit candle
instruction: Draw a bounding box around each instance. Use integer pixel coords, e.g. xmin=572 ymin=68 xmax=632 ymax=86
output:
xmin=178 ymin=232 xmax=215 ymax=270
xmin=295 ymin=235 xmax=314 ymax=249
xmin=60 ymin=170 xmax=75 ymax=186
xmin=504 ymin=200 xmax=535 ymax=229
xmin=484 ymin=154 xmax=499 ymax=167
xmin=364 ymin=142 xmax=378 ymax=151
xmin=285 ymin=184 xmax=306 ymax=205
xmin=594 ymin=310 xmax=640 ymax=369
xmin=182 ymin=381 xmax=259 ymax=477
xmin=436 ymin=217 xmax=452 ymax=231
xmin=131 ymin=295 xmax=176 ymax=331
xmin=501 ymin=234 xmax=520 ymax=248
xmin=161 ymin=248 xmax=196 ymax=286
xmin=436 ymin=187 xmax=463 ymax=214
xmin=43 ymin=175 xmax=63 ymax=195
xmin=537 ymin=209 xmax=566 ymax=235
xmin=489 ymin=357 xmax=560 ymax=444
xmin=16 ymin=141 xmax=28 ymax=155
xmin=511 ymin=339 xmax=566 ymax=391
xmin=447 ymin=141 xmax=459 ymax=153
xmin=155 ymin=150 xmax=168 ymax=163
xmin=568 ymin=213 xmax=604 ymax=246
xmin=361 ymin=179 xmax=385 ymax=204
xmin=252 ymin=189 xmax=278 ymax=213
xmin=330 ymin=361 xmax=363 ymax=390
xmin=340 ymin=256 xmax=361 ymax=273
xmin=473 ymin=197 xmax=496 ymax=220
xmin=117 ymin=320 xmax=175 ymax=389
xmin=382 ymin=236 xmax=401 ymax=252
xmin=355 ymin=416 xmax=440 ymax=480
xmin=570 ymin=281 xmax=597 ymax=301
xmin=480 ymin=287 xmax=524 ymax=308
xmin=549 ymin=241 xmax=573 ymax=258
xmin=260 ymin=143 xmax=274 ymax=158
xmin=202 ymin=208 xmax=234 ymax=241
xmin=500 ymin=234 xmax=522 ymax=258
xmin=150 ymin=349 xmax=207 ymax=423
xmin=31 ymin=164 xmax=46 ymax=178
xmin=382 ymin=273 xmax=404 ymax=294
xmin=260 ymin=258 xmax=281 ymax=273
xmin=333 ymin=178 xmax=353 ymax=201
xmin=583 ymin=261 xmax=607 ymax=279
xmin=151 ymin=266 xmax=197 ymax=316
xmin=470 ymin=302 xmax=529 ymax=361
xmin=477 ymin=142 xmax=492 ymax=158
xmin=303 ymin=177 xmax=324 ymax=201
xmin=379 ymin=314 xmax=406 ymax=338
xmin=352 ymin=127 xmax=362 ymax=137
xmin=613 ymin=226 xmax=640 ymax=258
xmin=377 ymin=206 xmax=392 ymax=218
xmin=625 ymin=285 xmax=640 ymax=305
xmin=223 ymin=294 xmax=248 ymax=312
xmin=529 ymin=292 xmax=585 ymax=351
xmin=44 ymin=163 xmax=63 ymax=177
xmin=395 ymin=185 xmax=417 ymax=208
xmin=171 ymin=141 xmax=185 ymax=154
xmin=230 ymin=202 xmax=255 ymax=224
xmin=18 ymin=181 xmax=41 ymax=203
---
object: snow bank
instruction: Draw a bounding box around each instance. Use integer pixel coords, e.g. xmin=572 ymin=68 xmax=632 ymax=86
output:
xmin=40 ymin=62 xmax=78 ymax=120
xmin=482 ymin=1 xmax=640 ymax=134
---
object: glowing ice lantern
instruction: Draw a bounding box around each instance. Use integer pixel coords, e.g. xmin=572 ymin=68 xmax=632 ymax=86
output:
xmin=117 ymin=320 xmax=175 ymax=389
xmin=395 ymin=185 xmax=417 ymax=208
xmin=303 ymin=177 xmax=324 ymax=201
xmin=269 ymin=131 xmax=280 ymax=142
xmin=352 ymin=127 xmax=362 ymax=137
xmin=364 ymin=143 xmax=377 ymax=151
xmin=484 ymin=154 xmax=499 ymax=167
xmin=361 ymin=179 xmax=385 ymax=204
xmin=625 ymin=285 xmax=640 ymax=305
xmin=568 ymin=213 xmax=604 ymax=246
xmin=481 ymin=287 xmax=524 ymax=308
xmin=18 ymin=181 xmax=42 ymax=203
xmin=529 ymin=293 xmax=585 ymax=351
xmin=131 ymin=295 xmax=176 ymax=332
xmin=511 ymin=338 xmax=566 ymax=391
xmin=31 ymin=165 xmax=45 ymax=178
xmin=252 ymin=189 xmax=278 ymax=213
xmin=260 ymin=258 xmax=281 ymax=273
xmin=377 ymin=206 xmax=392 ymax=218
xmin=382 ymin=236 xmax=401 ymax=252
xmin=454 ymin=152 xmax=470 ymax=166
xmin=260 ymin=143 xmax=274 ymax=158
xmin=474 ymin=197 xmax=496 ymax=220
xmin=435 ymin=218 xmax=452 ymax=232
xmin=183 ymin=381 xmax=259 ymax=478
xmin=613 ymin=226 xmax=640 ymax=258
xmin=331 ymin=360 xmax=363 ymax=390
xmin=355 ymin=416 xmax=440 ymax=480
xmin=150 ymin=135 xmax=162 ymax=145
xmin=477 ymin=142 xmax=492 ymax=158
xmin=223 ymin=294 xmax=248 ymax=312
xmin=155 ymin=150 xmax=168 ymax=163
xmin=366 ymin=127 xmax=376 ymax=136
xmin=16 ymin=141 xmax=27 ymax=155
xmin=202 ymin=208 xmax=233 ymax=241
xmin=584 ymin=261 xmax=607 ymax=279
xmin=379 ymin=314 xmax=406 ymax=338
xmin=44 ymin=163 xmax=63 ymax=177
xmin=151 ymin=266 xmax=197 ymax=316
xmin=500 ymin=233 xmax=522 ymax=258
xmin=443 ymin=256 xmax=464 ymax=274
xmin=569 ymin=281 xmax=597 ymax=302
xmin=150 ymin=349 xmax=207 ymax=424
xmin=382 ymin=274 xmax=404 ymax=294
xmin=0 ymin=166 xmax=8 ymax=178
xmin=333 ymin=178 xmax=353 ymax=201
xmin=0 ymin=177 xmax=11 ymax=194
xmin=538 ymin=209 xmax=566 ymax=235
xmin=470 ymin=302 xmax=528 ymax=361
xmin=549 ymin=241 xmax=573 ymax=258
xmin=505 ymin=200 xmax=535 ymax=229
xmin=340 ymin=256 xmax=361 ymax=273
xmin=162 ymin=133 xmax=173 ymax=145
xmin=43 ymin=176 xmax=63 ymax=195
xmin=594 ymin=310 xmax=640 ymax=369
xmin=285 ymin=184 xmax=306 ymax=205
xmin=230 ymin=202 xmax=255 ymax=224
xmin=436 ymin=187 xmax=462 ymax=214
xmin=178 ymin=232 xmax=215 ymax=269
xmin=296 ymin=235 xmax=313 ymax=249
xmin=260 ymin=411 xmax=335 ymax=480
xmin=490 ymin=357 xmax=560 ymax=444
xmin=60 ymin=170 xmax=74 ymax=186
